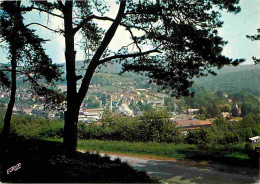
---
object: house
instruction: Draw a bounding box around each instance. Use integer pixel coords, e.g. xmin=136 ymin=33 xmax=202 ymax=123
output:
xmin=187 ymin=109 xmax=199 ymax=115
xmin=175 ymin=119 xmax=212 ymax=130
xmin=147 ymin=98 xmax=164 ymax=106
xmin=82 ymin=108 xmax=104 ymax=122
xmin=249 ymin=136 xmax=260 ymax=144
xmin=221 ymin=112 xmax=230 ymax=119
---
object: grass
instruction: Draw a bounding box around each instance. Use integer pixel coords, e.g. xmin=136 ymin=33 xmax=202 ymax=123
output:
xmin=46 ymin=138 xmax=259 ymax=168
xmin=47 ymin=138 xmax=196 ymax=159
xmin=79 ymin=140 xmax=196 ymax=159
xmin=99 ymin=85 xmax=123 ymax=92
xmin=252 ymin=143 xmax=260 ymax=148
xmin=225 ymin=152 xmax=249 ymax=160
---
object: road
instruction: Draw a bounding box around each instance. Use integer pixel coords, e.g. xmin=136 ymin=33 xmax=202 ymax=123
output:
xmin=100 ymin=153 xmax=259 ymax=184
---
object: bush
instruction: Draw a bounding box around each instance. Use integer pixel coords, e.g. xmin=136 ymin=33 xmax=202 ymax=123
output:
xmin=0 ymin=115 xmax=64 ymax=138
xmin=194 ymin=114 xmax=206 ymax=120
xmin=79 ymin=110 xmax=184 ymax=143
xmin=244 ymin=142 xmax=254 ymax=152
xmin=39 ymin=120 xmax=63 ymax=138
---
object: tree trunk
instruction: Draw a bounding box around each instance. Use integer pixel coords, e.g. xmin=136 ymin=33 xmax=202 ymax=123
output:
xmin=63 ymin=2 xmax=79 ymax=153
xmin=62 ymin=0 xmax=125 ymax=153
xmin=63 ymin=107 xmax=79 ymax=153
xmin=2 ymin=4 xmax=20 ymax=138
xmin=2 ymin=51 xmax=17 ymax=137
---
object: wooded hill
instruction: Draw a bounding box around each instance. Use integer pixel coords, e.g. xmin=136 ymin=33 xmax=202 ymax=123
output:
xmin=3 ymin=61 xmax=260 ymax=95
xmin=194 ymin=65 xmax=260 ymax=95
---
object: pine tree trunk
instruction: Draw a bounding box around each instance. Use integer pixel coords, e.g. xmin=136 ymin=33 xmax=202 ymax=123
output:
xmin=63 ymin=2 xmax=79 ymax=153
xmin=63 ymin=107 xmax=79 ymax=153
xmin=2 ymin=51 xmax=17 ymax=137
xmin=2 ymin=5 xmax=19 ymax=138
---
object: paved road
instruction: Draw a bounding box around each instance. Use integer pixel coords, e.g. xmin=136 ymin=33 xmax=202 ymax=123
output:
xmin=100 ymin=153 xmax=259 ymax=184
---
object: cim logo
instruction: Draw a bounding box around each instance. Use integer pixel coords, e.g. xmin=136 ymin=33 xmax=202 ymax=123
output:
xmin=7 ymin=163 xmax=21 ymax=175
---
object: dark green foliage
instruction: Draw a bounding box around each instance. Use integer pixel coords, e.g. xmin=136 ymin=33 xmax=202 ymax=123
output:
xmin=0 ymin=1 xmax=63 ymax=107
xmin=78 ymin=110 xmax=183 ymax=143
xmin=186 ymin=114 xmax=260 ymax=146
xmin=120 ymin=1 xmax=244 ymax=97
xmin=241 ymin=102 xmax=253 ymax=116
xmin=137 ymin=100 xmax=153 ymax=112
xmin=0 ymin=111 xmax=183 ymax=143
xmin=244 ymin=142 xmax=254 ymax=152
xmin=0 ymin=115 xmax=63 ymax=139
xmin=236 ymin=113 xmax=260 ymax=140
xmin=219 ymin=104 xmax=231 ymax=112
xmin=138 ymin=110 xmax=183 ymax=142
xmin=0 ymin=104 xmax=6 ymax=115
xmin=164 ymin=97 xmax=176 ymax=111
xmin=194 ymin=114 xmax=206 ymax=120
xmin=184 ymin=88 xmax=225 ymax=118
xmin=195 ymin=65 xmax=260 ymax=95
xmin=0 ymin=1 xmax=61 ymax=84
xmin=0 ymin=71 xmax=11 ymax=88
xmin=85 ymin=96 xmax=100 ymax=109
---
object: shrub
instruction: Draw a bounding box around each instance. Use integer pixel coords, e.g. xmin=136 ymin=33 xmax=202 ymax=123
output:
xmin=244 ymin=142 xmax=254 ymax=152
xmin=39 ymin=120 xmax=64 ymax=138
xmin=80 ymin=110 xmax=184 ymax=143
xmin=0 ymin=115 xmax=64 ymax=138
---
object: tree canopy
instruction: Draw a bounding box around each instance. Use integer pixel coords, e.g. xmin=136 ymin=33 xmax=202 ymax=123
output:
xmin=0 ymin=0 xmax=245 ymax=152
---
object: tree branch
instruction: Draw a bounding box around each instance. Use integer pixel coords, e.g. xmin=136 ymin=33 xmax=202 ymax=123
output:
xmin=73 ymin=14 xmax=149 ymax=35
xmin=127 ymin=27 xmax=142 ymax=53
xmin=57 ymin=0 xmax=64 ymax=11
xmin=77 ymin=0 xmax=126 ymax=104
xmin=73 ymin=15 xmax=115 ymax=35
xmin=98 ymin=49 xmax=162 ymax=65
xmin=32 ymin=7 xmax=64 ymax=19
xmin=25 ymin=23 xmax=62 ymax=34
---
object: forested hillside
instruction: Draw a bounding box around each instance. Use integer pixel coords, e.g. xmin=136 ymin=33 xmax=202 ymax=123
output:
xmin=194 ymin=65 xmax=260 ymax=95
xmin=3 ymin=61 xmax=260 ymax=95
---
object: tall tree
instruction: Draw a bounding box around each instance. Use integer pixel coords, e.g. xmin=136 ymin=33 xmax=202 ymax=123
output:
xmin=0 ymin=1 xmax=61 ymax=137
xmin=26 ymin=0 xmax=244 ymax=153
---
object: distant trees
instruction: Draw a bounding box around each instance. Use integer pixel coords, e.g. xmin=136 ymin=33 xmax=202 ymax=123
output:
xmin=219 ymin=104 xmax=231 ymax=113
xmin=231 ymin=101 xmax=240 ymax=117
xmin=85 ymin=96 xmax=100 ymax=109
xmin=187 ymin=114 xmax=260 ymax=146
xmin=79 ymin=110 xmax=183 ymax=143
xmin=164 ymin=97 xmax=176 ymax=111
xmin=230 ymin=92 xmax=259 ymax=117
xmin=241 ymin=103 xmax=253 ymax=117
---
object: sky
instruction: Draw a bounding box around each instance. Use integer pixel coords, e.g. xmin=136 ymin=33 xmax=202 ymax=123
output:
xmin=0 ymin=0 xmax=259 ymax=65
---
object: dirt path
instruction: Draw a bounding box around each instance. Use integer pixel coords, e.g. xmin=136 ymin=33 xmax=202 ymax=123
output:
xmin=79 ymin=150 xmax=259 ymax=184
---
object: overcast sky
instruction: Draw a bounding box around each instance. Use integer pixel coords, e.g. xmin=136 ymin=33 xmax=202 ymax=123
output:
xmin=0 ymin=0 xmax=259 ymax=65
